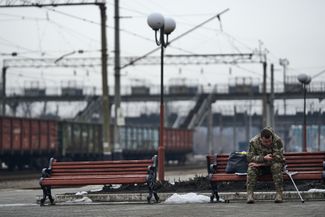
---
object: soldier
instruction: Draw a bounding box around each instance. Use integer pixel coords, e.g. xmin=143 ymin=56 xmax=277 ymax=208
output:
xmin=246 ymin=127 xmax=285 ymax=204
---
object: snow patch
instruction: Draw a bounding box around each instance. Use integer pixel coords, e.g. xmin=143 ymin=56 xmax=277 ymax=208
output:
xmin=65 ymin=196 xmax=93 ymax=204
xmin=62 ymin=191 xmax=93 ymax=203
xmin=89 ymin=188 xmax=103 ymax=193
xmin=164 ymin=193 xmax=210 ymax=204
xmin=75 ymin=191 xmax=88 ymax=196
xmin=307 ymin=189 xmax=325 ymax=193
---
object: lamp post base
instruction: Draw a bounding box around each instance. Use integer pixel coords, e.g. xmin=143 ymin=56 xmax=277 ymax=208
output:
xmin=112 ymin=149 xmax=123 ymax=160
xmin=103 ymin=152 xmax=112 ymax=160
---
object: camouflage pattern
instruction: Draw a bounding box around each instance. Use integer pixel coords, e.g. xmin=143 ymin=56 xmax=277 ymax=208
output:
xmin=246 ymin=127 xmax=285 ymax=192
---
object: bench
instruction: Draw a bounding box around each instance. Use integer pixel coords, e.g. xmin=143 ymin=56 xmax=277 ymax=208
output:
xmin=39 ymin=155 xmax=158 ymax=206
xmin=207 ymin=152 xmax=325 ymax=202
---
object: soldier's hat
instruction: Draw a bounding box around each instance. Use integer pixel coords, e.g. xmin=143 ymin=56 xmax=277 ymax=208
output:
xmin=261 ymin=127 xmax=273 ymax=139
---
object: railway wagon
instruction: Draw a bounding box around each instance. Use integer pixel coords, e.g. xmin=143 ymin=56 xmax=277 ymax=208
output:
xmin=0 ymin=116 xmax=193 ymax=169
xmin=57 ymin=121 xmax=103 ymax=161
xmin=120 ymin=126 xmax=193 ymax=163
xmin=0 ymin=116 xmax=102 ymax=169
xmin=0 ymin=116 xmax=57 ymax=169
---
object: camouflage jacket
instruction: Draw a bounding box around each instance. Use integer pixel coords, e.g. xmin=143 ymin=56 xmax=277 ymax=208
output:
xmin=247 ymin=130 xmax=284 ymax=165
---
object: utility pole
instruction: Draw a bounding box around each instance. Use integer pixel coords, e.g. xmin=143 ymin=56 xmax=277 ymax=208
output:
xmin=259 ymin=40 xmax=268 ymax=127
xmin=279 ymin=58 xmax=289 ymax=115
xmin=1 ymin=66 xmax=6 ymax=115
xmin=233 ymin=106 xmax=237 ymax=151
xmin=99 ymin=3 xmax=111 ymax=159
xmin=262 ymin=61 xmax=267 ymax=127
xmin=207 ymin=103 xmax=213 ymax=155
xmin=270 ymin=63 xmax=275 ymax=127
xmin=113 ymin=0 xmax=122 ymax=159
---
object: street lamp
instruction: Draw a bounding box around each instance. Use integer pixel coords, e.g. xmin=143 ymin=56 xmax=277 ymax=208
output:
xmin=297 ymin=73 xmax=312 ymax=152
xmin=54 ymin=50 xmax=84 ymax=64
xmin=147 ymin=13 xmax=176 ymax=181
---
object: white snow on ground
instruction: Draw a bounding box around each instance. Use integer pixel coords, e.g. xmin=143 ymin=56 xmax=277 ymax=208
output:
xmin=75 ymin=191 xmax=88 ymax=196
xmin=64 ymin=191 xmax=93 ymax=203
xmin=89 ymin=188 xmax=104 ymax=192
xmin=65 ymin=196 xmax=93 ymax=203
xmin=307 ymin=189 xmax=325 ymax=192
xmin=164 ymin=193 xmax=210 ymax=204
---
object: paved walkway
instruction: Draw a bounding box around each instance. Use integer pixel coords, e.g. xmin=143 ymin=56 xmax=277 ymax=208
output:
xmin=0 ymin=188 xmax=324 ymax=217
xmin=0 ymin=167 xmax=324 ymax=217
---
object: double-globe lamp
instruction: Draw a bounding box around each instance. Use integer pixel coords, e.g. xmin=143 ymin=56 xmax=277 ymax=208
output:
xmin=297 ymin=73 xmax=312 ymax=152
xmin=147 ymin=13 xmax=176 ymax=181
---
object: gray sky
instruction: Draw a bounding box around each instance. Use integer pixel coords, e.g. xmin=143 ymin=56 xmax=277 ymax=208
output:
xmin=0 ymin=0 xmax=324 ymax=116
xmin=1 ymin=0 xmax=324 ymax=84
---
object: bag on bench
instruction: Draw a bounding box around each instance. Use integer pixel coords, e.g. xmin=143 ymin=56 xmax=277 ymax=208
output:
xmin=225 ymin=152 xmax=248 ymax=173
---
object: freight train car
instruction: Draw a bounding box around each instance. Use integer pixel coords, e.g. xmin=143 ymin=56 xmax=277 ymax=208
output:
xmin=0 ymin=116 xmax=193 ymax=169
xmin=119 ymin=126 xmax=193 ymax=163
xmin=57 ymin=121 xmax=103 ymax=161
xmin=0 ymin=116 xmax=57 ymax=169
xmin=0 ymin=116 xmax=102 ymax=170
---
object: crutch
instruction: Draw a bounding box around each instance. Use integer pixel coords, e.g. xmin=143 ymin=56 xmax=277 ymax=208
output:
xmin=284 ymin=165 xmax=304 ymax=203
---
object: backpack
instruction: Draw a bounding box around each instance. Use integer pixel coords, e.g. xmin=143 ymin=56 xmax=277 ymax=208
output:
xmin=225 ymin=152 xmax=248 ymax=173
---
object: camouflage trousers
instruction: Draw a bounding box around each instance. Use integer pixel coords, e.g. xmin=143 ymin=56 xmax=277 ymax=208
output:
xmin=246 ymin=162 xmax=283 ymax=192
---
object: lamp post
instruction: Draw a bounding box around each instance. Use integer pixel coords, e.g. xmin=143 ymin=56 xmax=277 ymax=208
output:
xmin=147 ymin=13 xmax=176 ymax=181
xmin=297 ymin=73 xmax=312 ymax=152
xmin=54 ymin=50 xmax=84 ymax=64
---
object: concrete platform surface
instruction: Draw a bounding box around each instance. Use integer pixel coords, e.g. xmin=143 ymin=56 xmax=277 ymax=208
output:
xmin=50 ymin=190 xmax=325 ymax=203
xmin=0 ymin=187 xmax=325 ymax=217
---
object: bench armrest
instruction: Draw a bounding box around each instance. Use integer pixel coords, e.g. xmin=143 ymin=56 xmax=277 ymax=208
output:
xmin=323 ymin=161 xmax=325 ymax=181
xmin=41 ymin=168 xmax=52 ymax=178
xmin=146 ymin=155 xmax=157 ymax=185
xmin=40 ymin=158 xmax=55 ymax=179
xmin=146 ymin=155 xmax=157 ymax=176
xmin=208 ymin=163 xmax=217 ymax=174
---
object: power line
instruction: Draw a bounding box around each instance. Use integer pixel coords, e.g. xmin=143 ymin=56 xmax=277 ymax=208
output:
xmin=312 ymin=69 xmax=325 ymax=79
xmin=121 ymin=8 xmax=230 ymax=69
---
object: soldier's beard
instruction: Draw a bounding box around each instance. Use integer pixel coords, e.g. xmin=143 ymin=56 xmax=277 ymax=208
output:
xmin=260 ymin=138 xmax=272 ymax=147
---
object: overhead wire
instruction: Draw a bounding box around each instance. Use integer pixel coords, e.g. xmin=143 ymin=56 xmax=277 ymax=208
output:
xmin=0 ymin=10 xmax=101 ymax=56
xmin=1 ymin=2 xmax=291 ymax=83
xmin=0 ymin=35 xmax=37 ymax=53
xmin=49 ymin=19 xmax=99 ymax=46
xmin=44 ymin=5 xmax=195 ymax=54
xmin=0 ymin=3 xmax=245 ymax=59
xmin=0 ymin=12 xmax=48 ymax=21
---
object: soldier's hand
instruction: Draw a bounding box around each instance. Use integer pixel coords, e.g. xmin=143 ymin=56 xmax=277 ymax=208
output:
xmin=264 ymin=154 xmax=273 ymax=161
xmin=248 ymin=162 xmax=259 ymax=168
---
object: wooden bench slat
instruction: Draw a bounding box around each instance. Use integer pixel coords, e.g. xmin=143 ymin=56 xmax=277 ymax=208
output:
xmin=53 ymin=167 xmax=149 ymax=170
xmin=43 ymin=174 xmax=147 ymax=180
xmin=52 ymin=159 xmax=153 ymax=166
xmin=51 ymin=163 xmax=152 ymax=170
xmin=210 ymin=171 xmax=323 ymax=182
xmin=52 ymin=170 xmax=147 ymax=175
xmin=284 ymin=152 xmax=325 ymax=156
xmin=39 ymin=155 xmax=159 ymax=205
xmin=42 ymin=177 xmax=147 ymax=186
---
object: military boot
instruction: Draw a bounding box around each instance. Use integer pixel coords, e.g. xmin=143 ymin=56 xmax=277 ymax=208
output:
xmin=247 ymin=191 xmax=255 ymax=204
xmin=274 ymin=188 xmax=283 ymax=203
